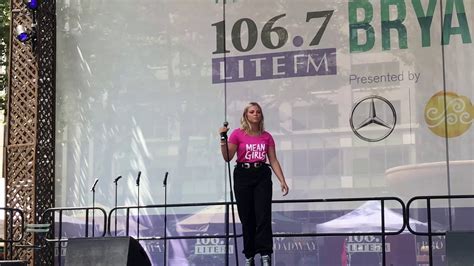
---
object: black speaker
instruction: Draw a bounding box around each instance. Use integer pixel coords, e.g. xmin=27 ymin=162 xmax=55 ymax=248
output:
xmin=65 ymin=237 xmax=151 ymax=266
xmin=0 ymin=261 xmax=27 ymax=266
xmin=446 ymin=231 xmax=474 ymax=266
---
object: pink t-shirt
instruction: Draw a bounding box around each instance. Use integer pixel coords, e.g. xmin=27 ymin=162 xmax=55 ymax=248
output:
xmin=228 ymin=128 xmax=275 ymax=163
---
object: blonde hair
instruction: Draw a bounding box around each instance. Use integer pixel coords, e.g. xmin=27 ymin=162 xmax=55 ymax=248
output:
xmin=240 ymin=102 xmax=265 ymax=135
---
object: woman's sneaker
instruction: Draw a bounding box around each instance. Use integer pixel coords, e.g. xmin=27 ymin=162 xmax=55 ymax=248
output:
xmin=245 ymin=257 xmax=255 ymax=266
xmin=261 ymin=255 xmax=271 ymax=266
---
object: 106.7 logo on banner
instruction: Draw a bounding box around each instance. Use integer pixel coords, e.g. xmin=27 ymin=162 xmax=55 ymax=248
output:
xmin=211 ymin=11 xmax=337 ymax=83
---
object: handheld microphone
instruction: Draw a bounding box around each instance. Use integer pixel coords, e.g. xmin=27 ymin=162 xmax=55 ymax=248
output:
xmin=90 ymin=178 xmax=99 ymax=192
xmin=136 ymin=171 xmax=141 ymax=186
xmin=113 ymin=175 xmax=122 ymax=184
xmin=220 ymin=121 xmax=229 ymax=140
xmin=163 ymin=172 xmax=169 ymax=186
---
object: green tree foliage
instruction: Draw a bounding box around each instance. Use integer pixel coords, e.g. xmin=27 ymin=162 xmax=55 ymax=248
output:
xmin=0 ymin=0 xmax=10 ymax=112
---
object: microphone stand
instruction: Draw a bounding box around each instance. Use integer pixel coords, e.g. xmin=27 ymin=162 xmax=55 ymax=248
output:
xmin=221 ymin=123 xmax=239 ymax=266
xmin=90 ymin=178 xmax=99 ymax=237
xmin=113 ymin=175 xmax=122 ymax=236
xmin=136 ymin=171 xmax=141 ymax=240
xmin=163 ymin=172 xmax=169 ymax=266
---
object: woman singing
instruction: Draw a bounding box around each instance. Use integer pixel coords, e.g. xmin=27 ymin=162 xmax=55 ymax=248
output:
xmin=219 ymin=102 xmax=289 ymax=266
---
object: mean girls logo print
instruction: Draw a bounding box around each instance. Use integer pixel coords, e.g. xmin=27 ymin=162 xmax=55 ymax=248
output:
xmin=245 ymin=143 xmax=267 ymax=160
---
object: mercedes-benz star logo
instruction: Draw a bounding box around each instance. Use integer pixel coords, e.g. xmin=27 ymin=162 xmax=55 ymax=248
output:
xmin=350 ymin=95 xmax=397 ymax=142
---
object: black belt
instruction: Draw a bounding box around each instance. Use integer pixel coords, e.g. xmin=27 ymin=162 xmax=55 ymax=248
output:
xmin=236 ymin=162 xmax=267 ymax=169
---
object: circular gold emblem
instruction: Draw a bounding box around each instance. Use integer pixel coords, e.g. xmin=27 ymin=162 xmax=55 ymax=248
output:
xmin=424 ymin=91 xmax=473 ymax=138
